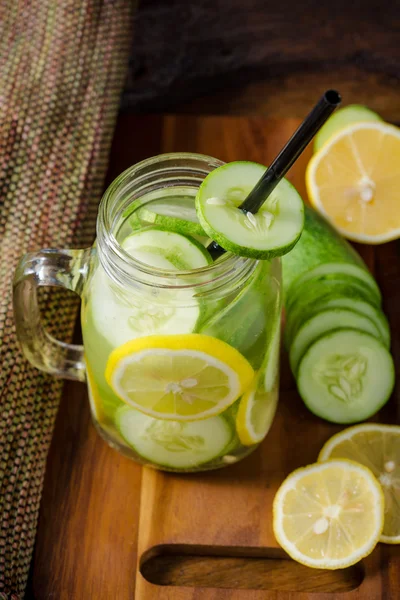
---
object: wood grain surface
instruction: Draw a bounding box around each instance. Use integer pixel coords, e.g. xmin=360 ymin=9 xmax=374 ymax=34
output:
xmin=124 ymin=0 xmax=400 ymax=121
xmin=29 ymin=114 xmax=400 ymax=599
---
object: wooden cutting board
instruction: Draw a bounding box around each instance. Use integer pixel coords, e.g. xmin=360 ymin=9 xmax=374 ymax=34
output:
xmin=30 ymin=115 xmax=400 ymax=599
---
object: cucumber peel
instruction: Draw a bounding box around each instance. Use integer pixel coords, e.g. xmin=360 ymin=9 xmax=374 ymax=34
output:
xmin=137 ymin=197 xmax=206 ymax=237
xmin=289 ymin=308 xmax=384 ymax=375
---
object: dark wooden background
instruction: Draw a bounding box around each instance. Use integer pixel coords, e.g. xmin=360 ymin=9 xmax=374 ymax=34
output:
xmin=123 ymin=0 xmax=400 ymax=120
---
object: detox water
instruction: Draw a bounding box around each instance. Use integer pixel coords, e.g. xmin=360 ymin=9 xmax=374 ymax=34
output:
xmin=81 ymin=186 xmax=281 ymax=472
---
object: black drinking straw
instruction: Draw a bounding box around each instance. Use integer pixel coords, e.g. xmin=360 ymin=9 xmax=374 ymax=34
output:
xmin=208 ymin=89 xmax=341 ymax=257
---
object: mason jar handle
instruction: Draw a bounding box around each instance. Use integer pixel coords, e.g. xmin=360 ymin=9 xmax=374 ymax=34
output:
xmin=13 ymin=248 xmax=91 ymax=382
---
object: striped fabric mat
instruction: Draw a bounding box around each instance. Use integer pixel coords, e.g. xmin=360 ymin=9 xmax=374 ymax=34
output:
xmin=0 ymin=2 xmax=132 ymax=597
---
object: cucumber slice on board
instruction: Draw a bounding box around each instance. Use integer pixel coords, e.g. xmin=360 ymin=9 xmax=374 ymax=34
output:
xmin=116 ymin=406 xmax=233 ymax=469
xmin=282 ymin=205 xmax=369 ymax=301
xmin=314 ymin=105 xmax=382 ymax=152
xmin=285 ymin=295 xmax=390 ymax=349
xmin=297 ymin=329 xmax=394 ymax=424
xmin=289 ymin=308 xmax=383 ymax=375
xmin=195 ymin=161 xmax=304 ymax=259
xmin=122 ymin=227 xmax=213 ymax=270
xmin=285 ymin=273 xmax=381 ymax=314
xmin=136 ymin=197 xmax=206 ymax=237
xmin=291 ymin=262 xmax=381 ymax=306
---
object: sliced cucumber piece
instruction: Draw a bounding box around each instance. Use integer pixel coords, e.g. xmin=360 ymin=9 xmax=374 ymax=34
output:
xmin=195 ymin=161 xmax=304 ymax=259
xmin=263 ymin=310 xmax=281 ymax=392
xmin=291 ymin=262 xmax=381 ymax=306
xmin=282 ymin=205 xmax=368 ymax=301
xmin=297 ymin=329 xmax=394 ymax=423
xmin=314 ymin=105 xmax=382 ymax=152
xmin=116 ymin=406 xmax=233 ymax=469
xmin=90 ymin=228 xmax=212 ymax=348
xmin=90 ymin=268 xmax=201 ymax=347
xmin=199 ymin=265 xmax=267 ymax=359
xmin=319 ymin=299 xmax=390 ymax=347
xmin=122 ymin=227 xmax=212 ymax=270
xmin=285 ymin=273 xmax=381 ymax=314
xmin=136 ymin=197 xmax=206 ymax=237
xmin=286 ymin=294 xmax=390 ymax=349
xmin=289 ymin=308 xmax=383 ymax=375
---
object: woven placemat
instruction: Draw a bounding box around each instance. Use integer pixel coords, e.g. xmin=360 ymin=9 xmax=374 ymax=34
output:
xmin=0 ymin=2 xmax=133 ymax=597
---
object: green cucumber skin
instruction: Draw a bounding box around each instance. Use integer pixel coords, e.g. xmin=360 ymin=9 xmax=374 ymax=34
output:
xmin=198 ymin=213 xmax=302 ymax=260
xmin=124 ymin=226 xmax=214 ymax=267
xmin=137 ymin=206 xmax=206 ymax=237
xmin=290 ymin=263 xmax=381 ymax=304
xmin=288 ymin=308 xmax=383 ymax=376
xmin=285 ymin=275 xmax=381 ymax=321
xmin=285 ymin=294 xmax=390 ymax=349
xmin=314 ymin=105 xmax=382 ymax=152
xmin=282 ymin=205 xmax=369 ymax=301
xmin=297 ymin=328 xmax=394 ymax=424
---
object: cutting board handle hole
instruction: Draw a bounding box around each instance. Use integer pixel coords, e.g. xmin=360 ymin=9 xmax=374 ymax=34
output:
xmin=140 ymin=544 xmax=364 ymax=593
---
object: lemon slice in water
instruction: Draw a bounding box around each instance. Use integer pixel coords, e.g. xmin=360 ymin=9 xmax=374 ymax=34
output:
xmin=105 ymin=334 xmax=254 ymax=421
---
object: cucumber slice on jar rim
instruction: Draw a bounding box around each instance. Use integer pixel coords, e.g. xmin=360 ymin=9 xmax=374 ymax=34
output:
xmin=195 ymin=161 xmax=304 ymax=259
xmin=297 ymin=329 xmax=394 ymax=424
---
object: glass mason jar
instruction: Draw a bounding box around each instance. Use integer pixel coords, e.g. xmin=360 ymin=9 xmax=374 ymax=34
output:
xmin=13 ymin=153 xmax=282 ymax=472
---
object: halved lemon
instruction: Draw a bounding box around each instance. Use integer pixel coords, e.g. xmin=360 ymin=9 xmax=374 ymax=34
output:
xmin=319 ymin=423 xmax=400 ymax=544
xmin=306 ymin=122 xmax=400 ymax=243
xmin=236 ymin=376 xmax=278 ymax=446
xmin=273 ymin=460 xmax=384 ymax=569
xmin=105 ymin=334 xmax=254 ymax=421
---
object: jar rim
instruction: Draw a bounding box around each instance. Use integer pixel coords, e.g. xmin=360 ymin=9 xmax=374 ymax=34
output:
xmin=96 ymin=153 xmax=257 ymax=289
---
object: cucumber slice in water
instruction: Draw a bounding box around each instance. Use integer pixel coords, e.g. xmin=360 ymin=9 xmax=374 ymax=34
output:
xmin=136 ymin=197 xmax=206 ymax=237
xmin=297 ymin=329 xmax=394 ymax=423
xmin=122 ymin=227 xmax=212 ymax=269
xmin=91 ymin=268 xmax=201 ymax=347
xmin=90 ymin=228 xmax=212 ymax=347
xmin=199 ymin=263 xmax=268 ymax=359
xmin=196 ymin=161 xmax=304 ymax=259
xmin=116 ymin=407 xmax=233 ymax=469
xmin=289 ymin=308 xmax=383 ymax=375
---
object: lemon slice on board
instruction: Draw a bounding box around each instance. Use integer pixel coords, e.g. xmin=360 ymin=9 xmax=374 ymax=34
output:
xmin=105 ymin=334 xmax=254 ymax=422
xmin=306 ymin=122 xmax=400 ymax=243
xmin=319 ymin=423 xmax=400 ymax=544
xmin=273 ymin=460 xmax=384 ymax=569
